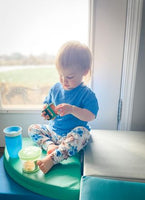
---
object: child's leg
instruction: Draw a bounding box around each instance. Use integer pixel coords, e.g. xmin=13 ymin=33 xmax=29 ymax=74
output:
xmin=37 ymin=126 xmax=90 ymax=174
xmin=28 ymin=124 xmax=61 ymax=151
xmin=50 ymin=126 xmax=90 ymax=164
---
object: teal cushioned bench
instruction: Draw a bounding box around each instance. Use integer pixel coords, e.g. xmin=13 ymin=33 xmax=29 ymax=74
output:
xmin=4 ymin=137 xmax=81 ymax=200
xmin=80 ymin=130 xmax=145 ymax=200
xmin=80 ymin=176 xmax=145 ymax=200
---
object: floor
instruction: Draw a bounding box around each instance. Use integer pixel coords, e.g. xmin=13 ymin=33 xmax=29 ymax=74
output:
xmin=0 ymin=147 xmax=4 ymax=158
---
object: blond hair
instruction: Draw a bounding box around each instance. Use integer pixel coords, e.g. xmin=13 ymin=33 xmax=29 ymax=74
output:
xmin=56 ymin=41 xmax=92 ymax=75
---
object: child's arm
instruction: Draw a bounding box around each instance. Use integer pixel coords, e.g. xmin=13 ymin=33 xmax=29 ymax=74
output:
xmin=56 ymin=103 xmax=95 ymax=122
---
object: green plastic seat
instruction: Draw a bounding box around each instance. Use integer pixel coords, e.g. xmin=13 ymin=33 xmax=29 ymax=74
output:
xmin=4 ymin=137 xmax=81 ymax=200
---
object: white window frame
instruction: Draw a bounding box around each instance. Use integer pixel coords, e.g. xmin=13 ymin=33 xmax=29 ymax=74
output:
xmin=119 ymin=0 xmax=143 ymax=130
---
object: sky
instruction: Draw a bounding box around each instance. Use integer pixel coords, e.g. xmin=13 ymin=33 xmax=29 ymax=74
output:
xmin=0 ymin=0 xmax=88 ymax=55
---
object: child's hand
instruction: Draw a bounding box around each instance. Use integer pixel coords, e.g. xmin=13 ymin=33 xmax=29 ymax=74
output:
xmin=56 ymin=103 xmax=73 ymax=116
xmin=41 ymin=111 xmax=50 ymax=120
xmin=41 ymin=104 xmax=50 ymax=120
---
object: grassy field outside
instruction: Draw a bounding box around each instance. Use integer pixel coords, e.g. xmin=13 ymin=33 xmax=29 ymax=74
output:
xmin=0 ymin=65 xmax=59 ymax=86
xmin=0 ymin=65 xmax=59 ymax=106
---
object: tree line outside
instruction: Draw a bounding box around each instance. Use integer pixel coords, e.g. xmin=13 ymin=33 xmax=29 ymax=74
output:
xmin=0 ymin=53 xmax=55 ymax=66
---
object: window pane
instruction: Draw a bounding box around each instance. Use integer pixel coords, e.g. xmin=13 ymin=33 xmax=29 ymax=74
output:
xmin=0 ymin=0 xmax=89 ymax=110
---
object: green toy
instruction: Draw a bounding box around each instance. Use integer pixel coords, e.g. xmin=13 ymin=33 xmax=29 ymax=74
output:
xmin=42 ymin=103 xmax=58 ymax=120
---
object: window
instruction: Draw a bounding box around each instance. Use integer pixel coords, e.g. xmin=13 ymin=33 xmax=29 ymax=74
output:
xmin=0 ymin=0 xmax=89 ymax=111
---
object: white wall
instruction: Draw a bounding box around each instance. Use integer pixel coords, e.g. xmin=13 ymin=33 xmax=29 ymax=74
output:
xmin=90 ymin=0 xmax=127 ymax=130
xmin=0 ymin=112 xmax=46 ymax=147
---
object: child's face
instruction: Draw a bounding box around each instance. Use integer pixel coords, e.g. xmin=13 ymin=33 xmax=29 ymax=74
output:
xmin=57 ymin=66 xmax=86 ymax=90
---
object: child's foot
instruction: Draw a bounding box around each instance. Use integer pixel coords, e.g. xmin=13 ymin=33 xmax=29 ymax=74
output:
xmin=47 ymin=144 xmax=58 ymax=154
xmin=37 ymin=155 xmax=54 ymax=174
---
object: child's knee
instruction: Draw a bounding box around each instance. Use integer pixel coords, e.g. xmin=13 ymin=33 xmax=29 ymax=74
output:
xmin=28 ymin=124 xmax=34 ymax=134
xmin=28 ymin=124 xmax=39 ymax=131
xmin=28 ymin=124 xmax=39 ymax=137
xmin=28 ymin=124 xmax=33 ymax=132
xmin=28 ymin=124 xmax=33 ymax=137
xmin=71 ymin=126 xmax=90 ymax=139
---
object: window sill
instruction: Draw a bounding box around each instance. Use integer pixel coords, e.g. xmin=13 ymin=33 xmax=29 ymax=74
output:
xmin=0 ymin=105 xmax=41 ymax=113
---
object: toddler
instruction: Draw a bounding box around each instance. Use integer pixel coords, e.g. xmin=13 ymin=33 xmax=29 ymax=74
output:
xmin=28 ymin=41 xmax=99 ymax=174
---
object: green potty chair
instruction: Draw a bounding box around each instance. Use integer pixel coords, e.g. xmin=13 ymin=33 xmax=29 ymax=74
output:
xmin=4 ymin=137 xmax=82 ymax=200
xmin=80 ymin=130 xmax=145 ymax=200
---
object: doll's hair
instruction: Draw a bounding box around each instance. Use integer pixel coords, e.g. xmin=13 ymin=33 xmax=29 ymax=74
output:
xmin=55 ymin=41 xmax=92 ymax=73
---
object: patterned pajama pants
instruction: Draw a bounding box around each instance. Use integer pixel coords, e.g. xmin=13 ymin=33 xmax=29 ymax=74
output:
xmin=28 ymin=124 xmax=90 ymax=164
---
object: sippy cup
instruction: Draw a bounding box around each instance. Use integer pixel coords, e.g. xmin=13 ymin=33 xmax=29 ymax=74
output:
xmin=18 ymin=146 xmax=42 ymax=173
xmin=3 ymin=126 xmax=22 ymax=158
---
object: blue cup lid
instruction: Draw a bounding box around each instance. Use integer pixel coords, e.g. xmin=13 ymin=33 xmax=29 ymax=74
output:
xmin=3 ymin=126 xmax=22 ymax=137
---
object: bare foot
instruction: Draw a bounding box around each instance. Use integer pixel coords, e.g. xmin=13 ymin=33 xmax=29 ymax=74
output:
xmin=37 ymin=155 xmax=54 ymax=174
xmin=47 ymin=144 xmax=58 ymax=154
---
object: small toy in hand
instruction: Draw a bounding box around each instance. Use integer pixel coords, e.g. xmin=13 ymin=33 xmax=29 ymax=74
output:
xmin=42 ymin=103 xmax=58 ymax=120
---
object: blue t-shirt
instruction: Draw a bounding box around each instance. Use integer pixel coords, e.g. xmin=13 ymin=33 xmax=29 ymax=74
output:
xmin=43 ymin=82 xmax=99 ymax=136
